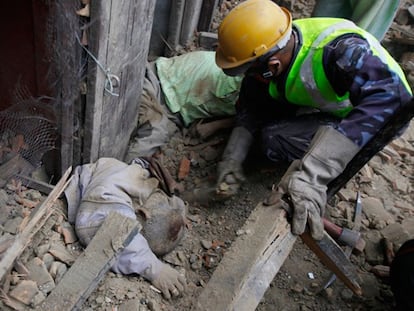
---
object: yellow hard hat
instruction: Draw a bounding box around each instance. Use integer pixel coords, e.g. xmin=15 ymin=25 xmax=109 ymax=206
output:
xmin=216 ymin=0 xmax=292 ymax=70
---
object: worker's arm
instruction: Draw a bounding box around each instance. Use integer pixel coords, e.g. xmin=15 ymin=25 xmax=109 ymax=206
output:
xmin=324 ymin=35 xmax=413 ymax=148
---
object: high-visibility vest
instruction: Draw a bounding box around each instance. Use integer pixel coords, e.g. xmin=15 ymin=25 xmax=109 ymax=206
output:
xmin=269 ymin=18 xmax=412 ymax=118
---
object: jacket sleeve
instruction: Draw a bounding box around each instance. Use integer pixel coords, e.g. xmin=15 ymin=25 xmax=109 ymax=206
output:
xmin=324 ymin=35 xmax=413 ymax=148
xmin=111 ymin=232 xmax=163 ymax=276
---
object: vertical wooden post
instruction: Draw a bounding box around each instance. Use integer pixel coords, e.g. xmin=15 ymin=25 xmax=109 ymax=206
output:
xmin=180 ymin=0 xmax=203 ymax=46
xmin=198 ymin=0 xmax=219 ymax=32
xmin=84 ymin=0 xmax=156 ymax=162
xmin=165 ymin=0 xmax=186 ymax=56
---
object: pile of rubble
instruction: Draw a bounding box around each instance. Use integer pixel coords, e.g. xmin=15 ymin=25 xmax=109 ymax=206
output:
xmin=0 ymin=171 xmax=83 ymax=310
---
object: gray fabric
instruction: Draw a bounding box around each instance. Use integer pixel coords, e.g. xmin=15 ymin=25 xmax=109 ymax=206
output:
xmin=65 ymin=157 xmax=159 ymax=225
xmin=112 ymin=232 xmax=162 ymax=276
xmin=277 ymin=126 xmax=360 ymax=240
xmin=64 ymin=158 xmax=162 ymax=276
xmin=125 ymin=64 xmax=180 ymax=161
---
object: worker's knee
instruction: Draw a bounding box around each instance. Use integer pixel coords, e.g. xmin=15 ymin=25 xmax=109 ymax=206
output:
xmin=261 ymin=114 xmax=340 ymax=162
xmin=261 ymin=122 xmax=312 ymax=162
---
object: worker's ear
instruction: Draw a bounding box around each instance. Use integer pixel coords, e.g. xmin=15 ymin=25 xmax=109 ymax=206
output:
xmin=267 ymin=57 xmax=281 ymax=76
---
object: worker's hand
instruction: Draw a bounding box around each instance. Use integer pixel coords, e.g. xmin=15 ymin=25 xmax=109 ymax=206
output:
xmin=265 ymin=127 xmax=360 ymax=241
xmin=216 ymin=159 xmax=245 ymax=198
xmin=274 ymin=160 xmax=325 ymax=240
xmin=149 ymin=263 xmax=186 ymax=300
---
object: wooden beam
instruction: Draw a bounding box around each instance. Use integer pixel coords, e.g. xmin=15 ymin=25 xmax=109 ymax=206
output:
xmin=84 ymin=0 xmax=156 ymax=162
xmin=14 ymin=174 xmax=55 ymax=195
xmin=194 ymin=202 xmax=362 ymax=311
xmin=180 ymin=0 xmax=203 ymax=46
xmin=0 ymin=155 xmax=34 ymax=188
xmin=38 ymin=212 xmax=140 ymax=311
xmin=198 ymin=0 xmax=219 ymax=32
xmin=194 ymin=204 xmax=297 ymax=311
xmin=165 ymin=0 xmax=185 ymax=55
xmin=0 ymin=167 xmax=72 ymax=281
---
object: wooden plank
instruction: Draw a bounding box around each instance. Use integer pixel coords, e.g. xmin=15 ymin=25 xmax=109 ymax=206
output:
xmin=0 ymin=167 xmax=72 ymax=281
xmin=165 ymin=0 xmax=185 ymax=55
xmin=148 ymin=0 xmax=172 ymax=58
xmin=194 ymin=204 xmax=297 ymax=311
xmin=38 ymin=212 xmax=140 ymax=311
xmin=198 ymin=0 xmax=219 ymax=32
xmin=84 ymin=0 xmax=156 ymax=162
xmin=180 ymin=0 xmax=203 ymax=45
xmin=194 ymin=202 xmax=362 ymax=311
xmin=14 ymin=174 xmax=55 ymax=195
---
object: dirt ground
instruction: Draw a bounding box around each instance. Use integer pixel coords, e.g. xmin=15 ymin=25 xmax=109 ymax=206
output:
xmin=1 ymin=0 xmax=414 ymax=311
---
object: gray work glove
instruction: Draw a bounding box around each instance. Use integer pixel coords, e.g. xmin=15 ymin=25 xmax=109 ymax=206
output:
xmin=216 ymin=126 xmax=253 ymax=198
xmin=265 ymin=126 xmax=359 ymax=240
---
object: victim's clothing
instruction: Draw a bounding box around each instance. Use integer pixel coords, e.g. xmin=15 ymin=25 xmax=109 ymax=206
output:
xmin=236 ymin=18 xmax=412 ymax=161
xmin=125 ymin=51 xmax=242 ymax=160
xmin=156 ymin=51 xmax=242 ymax=127
xmin=64 ymin=158 xmax=165 ymax=277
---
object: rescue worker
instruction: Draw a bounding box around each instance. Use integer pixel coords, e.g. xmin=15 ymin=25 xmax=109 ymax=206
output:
xmin=312 ymin=0 xmax=401 ymax=41
xmin=64 ymin=157 xmax=187 ymax=300
xmin=214 ymin=0 xmax=413 ymax=240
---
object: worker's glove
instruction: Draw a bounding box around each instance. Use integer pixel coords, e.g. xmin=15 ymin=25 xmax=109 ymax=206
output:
xmin=143 ymin=262 xmax=187 ymax=300
xmin=265 ymin=126 xmax=359 ymax=240
xmin=216 ymin=127 xmax=253 ymax=198
xmin=216 ymin=158 xmax=245 ymax=197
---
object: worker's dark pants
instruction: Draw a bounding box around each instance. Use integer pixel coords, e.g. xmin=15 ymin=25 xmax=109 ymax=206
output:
xmin=390 ymin=239 xmax=414 ymax=311
xmin=260 ymin=113 xmax=340 ymax=163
